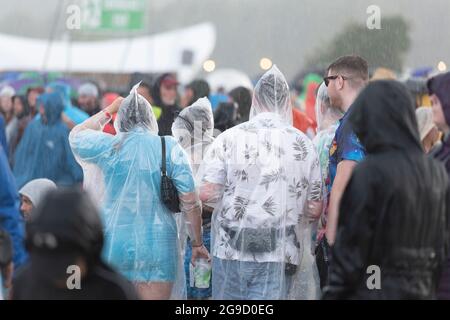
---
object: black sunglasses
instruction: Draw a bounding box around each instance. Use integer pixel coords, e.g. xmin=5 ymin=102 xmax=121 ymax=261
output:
xmin=323 ymin=75 xmax=351 ymax=87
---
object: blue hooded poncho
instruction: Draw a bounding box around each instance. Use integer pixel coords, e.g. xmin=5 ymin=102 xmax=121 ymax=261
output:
xmin=0 ymin=145 xmax=27 ymax=269
xmin=13 ymin=92 xmax=83 ymax=188
xmin=0 ymin=115 xmax=8 ymax=158
xmin=44 ymin=82 xmax=89 ymax=125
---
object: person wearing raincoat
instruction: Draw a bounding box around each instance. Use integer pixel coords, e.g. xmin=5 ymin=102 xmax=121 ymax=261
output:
xmin=312 ymin=83 xmax=343 ymax=288
xmin=415 ymin=107 xmax=441 ymax=154
xmin=172 ymin=97 xmax=215 ymax=299
xmin=198 ymin=66 xmax=323 ymax=300
xmin=46 ymin=82 xmax=89 ymax=127
xmin=19 ymin=178 xmax=57 ymax=221
xmin=0 ymin=86 xmax=17 ymax=147
xmin=323 ymin=80 xmax=450 ymax=300
xmin=13 ymin=92 xmax=83 ymax=189
xmin=313 ymin=83 xmax=344 ymax=196
xmin=8 ymin=95 xmax=32 ymax=166
xmin=69 ymin=83 xmax=209 ymax=300
xmin=12 ymin=188 xmax=139 ymax=300
xmin=0 ymin=229 xmax=13 ymax=300
xmin=427 ymin=71 xmax=450 ymax=300
xmin=0 ymin=115 xmax=7 ymax=157
xmin=0 ymin=143 xmax=27 ymax=271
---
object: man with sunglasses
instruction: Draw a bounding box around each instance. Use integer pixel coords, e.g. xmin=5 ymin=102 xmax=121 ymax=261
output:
xmin=317 ymin=55 xmax=369 ymax=288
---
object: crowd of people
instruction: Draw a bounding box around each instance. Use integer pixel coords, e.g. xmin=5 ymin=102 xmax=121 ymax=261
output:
xmin=0 ymin=55 xmax=450 ymax=300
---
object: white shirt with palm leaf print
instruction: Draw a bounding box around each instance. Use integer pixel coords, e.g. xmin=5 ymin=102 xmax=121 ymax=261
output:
xmin=199 ymin=112 xmax=322 ymax=265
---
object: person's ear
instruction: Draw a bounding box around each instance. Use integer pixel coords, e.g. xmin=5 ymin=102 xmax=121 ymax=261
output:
xmin=337 ymin=76 xmax=345 ymax=90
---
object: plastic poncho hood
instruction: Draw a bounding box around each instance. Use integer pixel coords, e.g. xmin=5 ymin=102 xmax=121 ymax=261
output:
xmin=114 ymin=82 xmax=158 ymax=134
xmin=172 ymin=97 xmax=214 ymax=149
xmin=250 ymin=65 xmax=293 ymax=125
xmin=314 ymin=82 xmax=343 ymax=131
xmin=415 ymin=107 xmax=435 ymax=141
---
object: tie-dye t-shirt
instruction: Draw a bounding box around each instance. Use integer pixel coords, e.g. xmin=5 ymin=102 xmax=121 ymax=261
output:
xmin=326 ymin=106 xmax=366 ymax=195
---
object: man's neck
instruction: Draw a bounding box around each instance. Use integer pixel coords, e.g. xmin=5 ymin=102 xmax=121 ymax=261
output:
xmin=340 ymin=91 xmax=359 ymax=113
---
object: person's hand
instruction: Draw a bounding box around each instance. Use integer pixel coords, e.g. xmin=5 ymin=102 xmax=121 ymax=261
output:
xmin=191 ymin=244 xmax=210 ymax=266
xmin=105 ymin=97 xmax=124 ymax=114
xmin=305 ymin=200 xmax=323 ymax=220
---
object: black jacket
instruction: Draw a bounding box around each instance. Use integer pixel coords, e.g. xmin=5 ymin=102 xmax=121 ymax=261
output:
xmin=323 ymin=80 xmax=450 ymax=300
xmin=12 ymin=261 xmax=139 ymax=300
xmin=151 ymin=74 xmax=181 ymax=136
xmin=12 ymin=189 xmax=139 ymax=300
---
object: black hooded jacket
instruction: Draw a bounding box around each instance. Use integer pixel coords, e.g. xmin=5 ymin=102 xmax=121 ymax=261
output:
xmin=323 ymin=80 xmax=450 ymax=300
xmin=12 ymin=189 xmax=138 ymax=300
xmin=151 ymin=73 xmax=181 ymax=136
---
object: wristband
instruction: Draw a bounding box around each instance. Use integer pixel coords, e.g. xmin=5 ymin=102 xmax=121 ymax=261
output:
xmin=191 ymin=242 xmax=203 ymax=248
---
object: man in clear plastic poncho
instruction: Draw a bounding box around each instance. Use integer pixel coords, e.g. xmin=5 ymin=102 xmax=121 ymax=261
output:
xmin=198 ymin=66 xmax=323 ymax=300
xmin=69 ymin=83 xmax=209 ymax=300
xmin=172 ymin=97 xmax=215 ymax=299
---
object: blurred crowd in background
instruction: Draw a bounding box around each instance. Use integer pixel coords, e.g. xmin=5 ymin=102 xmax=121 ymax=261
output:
xmin=1 ymin=58 xmax=449 ymax=300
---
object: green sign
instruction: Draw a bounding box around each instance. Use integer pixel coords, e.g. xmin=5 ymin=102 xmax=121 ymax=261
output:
xmin=81 ymin=0 xmax=146 ymax=32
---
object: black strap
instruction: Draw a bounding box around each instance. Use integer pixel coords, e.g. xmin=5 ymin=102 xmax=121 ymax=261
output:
xmin=160 ymin=136 xmax=167 ymax=176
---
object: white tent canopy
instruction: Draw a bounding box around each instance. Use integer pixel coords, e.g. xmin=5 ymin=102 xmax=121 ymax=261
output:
xmin=0 ymin=23 xmax=216 ymax=83
xmin=206 ymin=68 xmax=254 ymax=92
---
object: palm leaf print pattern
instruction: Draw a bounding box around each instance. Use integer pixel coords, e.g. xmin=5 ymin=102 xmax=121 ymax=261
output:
xmin=224 ymin=178 xmax=236 ymax=196
xmin=233 ymin=169 xmax=249 ymax=182
xmin=234 ymin=196 xmax=253 ymax=220
xmin=309 ymin=180 xmax=323 ymax=201
xmin=289 ymin=177 xmax=309 ymax=200
xmin=222 ymin=138 xmax=233 ymax=155
xmin=243 ymin=144 xmax=258 ymax=163
xmin=259 ymin=168 xmax=287 ymax=191
xmin=219 ymin=206 xmax=231 ymax=219
xmin=262 ymin=138 xmax=285 ymax=159
xmin=293 ymin=136 xmax=308 ymax=161
xmin=262 ymin=196 xmax=277 ymax=216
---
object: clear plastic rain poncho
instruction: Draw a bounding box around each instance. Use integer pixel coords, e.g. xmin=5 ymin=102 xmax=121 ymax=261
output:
xmin=172 ymin=97 xmax=215 ymax=176
xmin=171 ymin=97 xmax=215 ymax=298
xmin=69 ymin=83 xmax=202 ymax=299
xmin=415 ymin=106 xmax=435 ymax=141
xmin=312 ymin=83 xmax=343 ymax=193
xmin=198 ymin=66 xmax=322 ymax=300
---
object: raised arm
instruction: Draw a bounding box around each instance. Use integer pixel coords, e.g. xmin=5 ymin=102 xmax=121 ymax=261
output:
xmin=70 ymin=97 xmax=123 ymax=136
